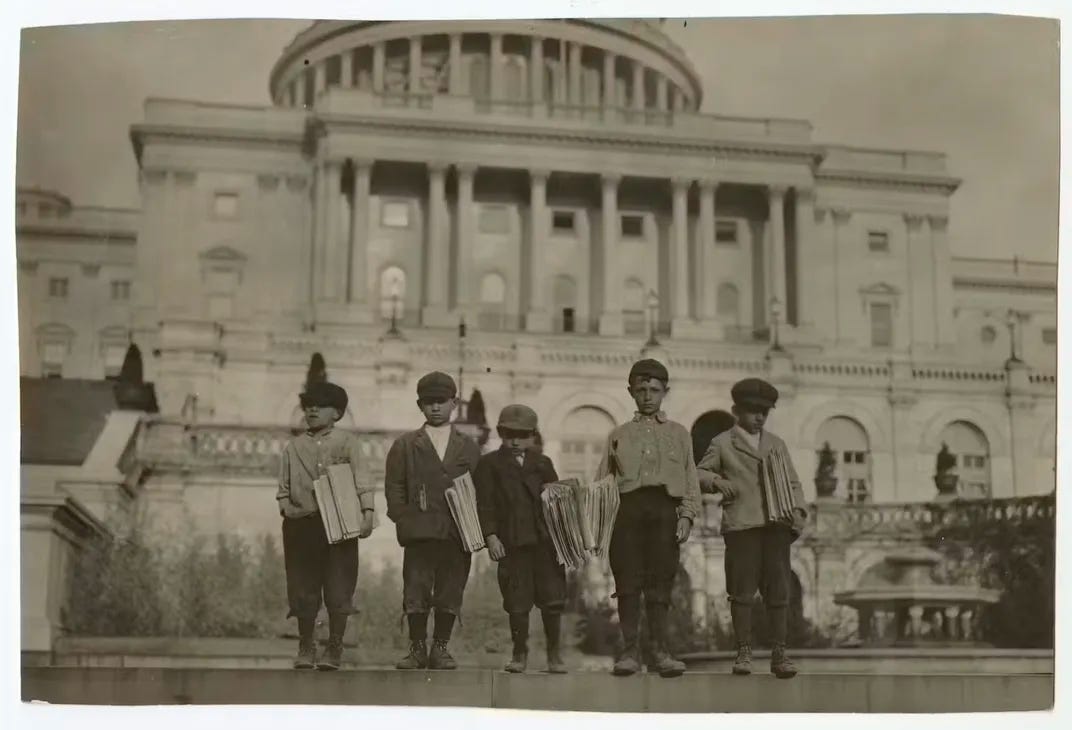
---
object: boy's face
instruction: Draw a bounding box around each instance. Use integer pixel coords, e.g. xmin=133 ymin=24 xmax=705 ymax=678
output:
xmin=418 ymin=396 xmax=457 ymax=427
xmin=628 ymin=377 xmax=668 ymax=416
xmin=498 ymin=428 xmax=535 ymax=458
xmin=733 ymin=404 xmax=769 ymax=435
xmin=303 ymin=404 xmax=339 ymax=431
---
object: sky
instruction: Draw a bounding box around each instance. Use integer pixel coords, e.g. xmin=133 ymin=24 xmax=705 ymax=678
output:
xmin=15 ymin=15 xmax=1060 ymax=262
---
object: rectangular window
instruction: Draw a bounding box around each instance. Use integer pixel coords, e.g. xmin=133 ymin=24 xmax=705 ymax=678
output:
xmin=1042 ymin=327 xmax=1057 ymax=345
xmin=111 ymin=280 xmax=131 ymax=301
xmin=552 ymin=210 xmax=576 ymax=234
xmin=43 ymin=342 xmax=67 ymax=364
xmin=478 ymin=204 xmax=510 ymax=235
xmin=48 ymin=277 xmax=69 ymax=299
xmin=868 ymin=231 xmax=890 ymax=253
xmin=846 ymin=479 xmax=870 ymax=504
xmin=212 ymin=192 xmax=239 ymax=219
xmin=716 ymin=220 xmax=738 ymax=244
xmin=380 ymin=200 xmax=411 ymax=228
xmin=620 ymin=214 xmax=645 ymax=238
xmin=42 ymin=363 xmax=63 ymax=379
xmin=561 ymin=307 xmax=576 ymax=333
xmin=870 ymin=302 xmax=893 ymax=348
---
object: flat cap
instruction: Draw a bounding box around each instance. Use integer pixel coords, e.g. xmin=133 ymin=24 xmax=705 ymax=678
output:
xmin=299 ymin=381 xmax=348 ymax=414
xmin=628 ymin=358 xmax=669 ymax=384
xmin=731 ymin=378 xmax=779 ymax=409
xmin=417 ymin=371 xmax=458 ymax=400
xmin=497 ymin=404 xmax=538 ymax=432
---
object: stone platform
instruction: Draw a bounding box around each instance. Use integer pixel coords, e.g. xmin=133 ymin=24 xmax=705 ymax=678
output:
xmin=22 ymin=667 xmax=1053 ymax=712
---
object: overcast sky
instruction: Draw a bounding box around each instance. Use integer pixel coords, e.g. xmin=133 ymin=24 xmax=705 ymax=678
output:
xmin=16 ymin=15 xmax=1059 ymax=261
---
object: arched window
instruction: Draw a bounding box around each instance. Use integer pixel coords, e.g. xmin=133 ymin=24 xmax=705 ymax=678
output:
xmin=478 ymin=272 xmax=507 ymax=330
xmin=560 ymin=406 xmax=616 ymax=481
xmin=623 ymin=278 xmax=646 ymax=335
xmin=816 ymin=416 xmax=872 ymax=503
xmin=553 ymin=274 xmax=578 ymax=333
xmin=469 ymin=56 xmax=489 ymax=100
xmin=503 ymin=57 xmax=526 ymax=101
xmin=939 ymin=421 xmax=991 ymax=498
xmin=717 ymin=283 xmax=740 ymax=319
xmin=379 ymin=266 xmax=406 ymax=321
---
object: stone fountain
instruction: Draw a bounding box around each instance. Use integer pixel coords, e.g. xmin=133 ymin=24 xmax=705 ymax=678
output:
xmin=834 ymin=547 xmax=1000 ymax=647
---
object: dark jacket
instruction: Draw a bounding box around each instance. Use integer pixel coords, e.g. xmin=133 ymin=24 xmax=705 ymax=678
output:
xmin=384 ymin=426 xmax=482 ymax=547
xmin=474 ymin=447 xmax=559 ymax=549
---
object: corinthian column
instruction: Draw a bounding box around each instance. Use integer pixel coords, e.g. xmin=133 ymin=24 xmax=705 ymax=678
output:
xmin=598 ymin=174 xmax=623 ymax=336
xmin=526 ymin=169 xmax=552 ymax=332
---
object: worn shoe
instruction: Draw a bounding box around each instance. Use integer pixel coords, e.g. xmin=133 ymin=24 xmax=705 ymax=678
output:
xmin=428 ymin=639 xmax=458 ymax=670
xmin=612 ymin=648 xmax=641 ymax=677
xmin=732 ymin=643 xmax=753 ymax=676
xmin=546 ymin=649 xmax=568 ymax=674
xmin=396 ymin=640 xmax=428 ymax=670
xmin=317 ymin=638 xmax=343 ymax=671
xmin=770 ymin=644 xmax=798 ymax=679
xmin=504 ymin=650 xmax=528 ymax=674
xmin=293 ymin=638 xmax=317 ymax=670
xmin=650 ymin=650 xmax=686 ymax=678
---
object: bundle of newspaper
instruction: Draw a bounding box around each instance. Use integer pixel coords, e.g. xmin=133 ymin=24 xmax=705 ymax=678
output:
xmin=762 ymin=447 xmax=800 ymax=523
xmin=313 ymin=463 xmax=371 ymax=544
xmin=540 ymin=474 xmax=621 ymax=568
xmin=446 ymin=472 xmax=486 ymax=553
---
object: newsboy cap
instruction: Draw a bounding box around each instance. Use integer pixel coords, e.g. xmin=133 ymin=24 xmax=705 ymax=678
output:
xmin=731 ymin=378 xmax=779 ymax=409
xmin=497 ymin=404 xmax=538 ymax=432
xmin=299 ymin=381 xmax=349 ymax=414
xmin=417 ymin=371 xmax=458 ymax=400
xmin=628 ymin=358 xmax=669 ymax=385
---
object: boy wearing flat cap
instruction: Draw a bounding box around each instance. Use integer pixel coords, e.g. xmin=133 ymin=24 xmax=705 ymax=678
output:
xmin=697 ymin=377 xmax=807 ymax=679
xmin=385 ymin=371 xmax=482 ymax=670
xmin=277 ymin=381 xmax=375 ymax=671
xmin=474 ymin=404 xmax=567 ymax=674
xmin=597 ymin=358 xmax=702 ymax=678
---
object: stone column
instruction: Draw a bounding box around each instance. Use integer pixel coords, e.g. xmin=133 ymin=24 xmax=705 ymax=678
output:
xmin=904 ymin=214 xmax=931 ymax=351
xmin=529 ymin=36 xmax=544 ymax=102
xmin=490 ymin=33 xmax=504 ymax=100
xmin=598 ymin=173 xmax=623 ymax=336
xmin=697 ymin=180 xmax=717 ymax=319
xmin=348 ymin=159 xmax=372 ymax=316
xmin=794 ymin=188 xmax=816 ymax=332
xmin=312 ymin=160 xmax=330 ymax=305
xmin=767 ymin=185 xmax=788 ymax=325
xmin=602 ymin=51 xmax=617 ymax=109
xmin=830 ymin=209 xmax=853 ymax=343
xmin=372 ymin=42 xmax=386 ymax=92
xmin=1006 ymin=359 xmax=1037 ymax=498
xmin=295 ymin=73 xmax=308 ymax=108
xmin=455 ymin=164 xmax=476 ymax=315
xmin=340 ymin=51 xmax=353 ymax=88
xmin=631 ymin=61 xmax=645 ymax=110
xmin=670 ymin=177 xmax=692 ymax=328
xmin=408 ymin=37 xmax=423 ymax=93
xmin=314 ymin=60 xmax=328 ymax=97
xmin=929 ymin=215 xmax=956 ymax=346
xmin=526 ymin=169 xmax=552 ymax=332
xmin=671 ymin=85 xmax=683 ymax=112
xmin=422 ymin=163 xmax=450 ymax=325
xmin=449 ymin=34 xmax=463 ymax=94
xmin=569 ymin=42 xmax=582 ymax=105
xmin=656 ymin=75 xmax=668 ymax=111
xmin=322 ymin=160 xmax=343 ymax=302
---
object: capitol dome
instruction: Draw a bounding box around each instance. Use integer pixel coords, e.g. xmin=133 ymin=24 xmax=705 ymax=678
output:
xmin=269 ymin=19 xmax=703 ymax=113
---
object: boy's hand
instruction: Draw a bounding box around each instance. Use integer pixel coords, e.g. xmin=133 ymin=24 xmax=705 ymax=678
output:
xmin=359 ymin=509 xmax=375 ymax=538
xmin=487 ymin=534 xmax=506 ymax=561
xmin=791 ymin=507 xmax=808 ymax=533
xmin=716 ymin=481 xmax=739 ymax=502
xmin=676 ymin=517 xmax=692 ymax=544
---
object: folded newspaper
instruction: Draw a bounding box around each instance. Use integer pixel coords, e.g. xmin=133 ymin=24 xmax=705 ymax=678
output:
xmin=313 ymin=463 xmax=375 ymax=544
xmin=762 ymin=448 xmax=799 ymax=523
xmin=447 ymin=472 xmax=486 ymax=553
xmin=540 ymin=474 xmax=620 ymax=569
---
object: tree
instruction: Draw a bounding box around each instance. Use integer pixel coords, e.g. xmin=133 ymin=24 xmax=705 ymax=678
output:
xmin=305 ymin=353 xmax=327 ymax=390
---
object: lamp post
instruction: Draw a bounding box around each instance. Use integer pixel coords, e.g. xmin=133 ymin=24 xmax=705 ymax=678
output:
xmin=769 ymin=297 xmax=784 ymax=352
xmin=1005 ymin=309 xmax=1022 ymax=363
xmin=457 ymin=316 xmax=467 ymax=421
xmin=646 ymin=289 xmax=660 ymax=347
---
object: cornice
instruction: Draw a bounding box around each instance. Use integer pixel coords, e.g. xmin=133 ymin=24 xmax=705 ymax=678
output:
xmin=816 ymin=168 xmax=961 ymax=196
xmin=16 ymin=224 xmax=137 ymax=242
xmin=130 ymin=122 xmax=307 ymax=165
xmin=952 ymin=277 xmax=1057 ymax=294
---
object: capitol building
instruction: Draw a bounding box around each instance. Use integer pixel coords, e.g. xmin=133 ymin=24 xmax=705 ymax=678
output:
xmin=18 ymin=19 xmax=1057 ymax=646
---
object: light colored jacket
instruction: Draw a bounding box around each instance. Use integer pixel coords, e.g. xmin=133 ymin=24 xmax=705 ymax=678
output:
xmin=696 ymin=428 xmax=806 ymax=534
xmin=276 ymin=426 xmax=376 ymax=519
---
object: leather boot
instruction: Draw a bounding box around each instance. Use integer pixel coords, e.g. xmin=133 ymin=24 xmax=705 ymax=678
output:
xmin=542 ymin=610 xmax=567 ymax=674
xmin=770 ymin=643 xmax=798 ymax=679
xmin=293 ymin=617 xmax=316 ymax=669
xmin=732 ymin=643 xmax=753 ymax=675
xmin=612 ymin=594 xmax=641 ymax=676
xmin=646 ymin=602 xmax=685 ymax=678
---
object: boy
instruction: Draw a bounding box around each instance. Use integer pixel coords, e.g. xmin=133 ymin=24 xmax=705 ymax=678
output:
xmin=277 ymin=381 xmax=375 ymax=671
xmin=385 ymin=371 xmax=482 ymax=670
xmin=696 ymin=377 xmax=807 ymax=679
xmin=597 ymin=359 xmax=702 ymax=678
xmin=474 ymin=405 xmax=567 ymax=674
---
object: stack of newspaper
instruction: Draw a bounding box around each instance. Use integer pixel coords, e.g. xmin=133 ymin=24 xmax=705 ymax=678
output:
xmin=541 ymin=475 xmax=621 ymax=568
xmin=446 ymin=472 xmax=486 ymax=553
xmin=762 ymin=448 xmax=799 ymax=523
xmin=313 ymin=463 xmax=367 ymax=544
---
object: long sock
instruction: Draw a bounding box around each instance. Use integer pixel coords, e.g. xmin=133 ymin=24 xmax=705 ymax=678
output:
xmin=509 ymin=612 xmax=530 ymax=654
xmin=328 ymin=613 xmax=348 ymax=642
xmin=767 ymin=606 xmax=788 ymax=646
xmin=730 ymin=602 xmax=753 ymax=646
xmin=433 ymin=610 xmax=456 ymax=642
xmin=407 ymin=612 xmax=428 ymax=642
xmin=542 ymin=610 xmax=562 ymax=652
xmin=617 ymin=594 xmax=641 ymax=653
xmin=298 ymin=616 xmax=315 ymax=642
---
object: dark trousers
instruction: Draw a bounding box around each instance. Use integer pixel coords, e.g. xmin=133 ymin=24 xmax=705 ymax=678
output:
xmin=496 ymin=541 xmax=566 ymax=614
xmin=723 ymin=524 xmax=794 ymax=645
xmin=402 ymin=539 xmax=472 ymax=615
xmin=609 ymin=486 xmax=680 ymax=605
xmin=282 ymin=514 xmax=359 ymax=620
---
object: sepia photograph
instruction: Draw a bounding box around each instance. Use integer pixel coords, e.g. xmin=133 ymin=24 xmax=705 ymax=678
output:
xmin=10 ymin=4 xmax=1060 ymax=717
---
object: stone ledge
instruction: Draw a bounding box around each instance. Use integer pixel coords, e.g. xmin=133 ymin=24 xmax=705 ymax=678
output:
xmin=22 ymin=667 xmax=1053 ymax=712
